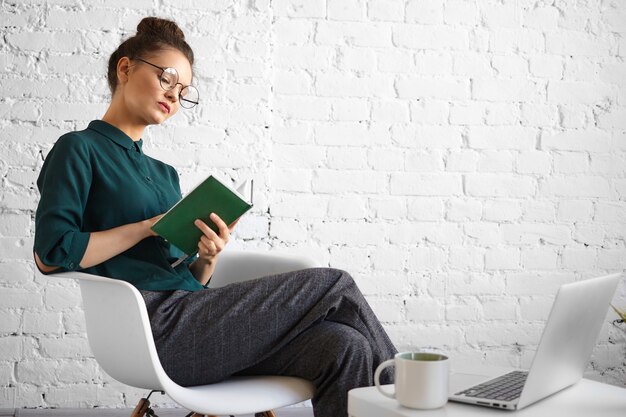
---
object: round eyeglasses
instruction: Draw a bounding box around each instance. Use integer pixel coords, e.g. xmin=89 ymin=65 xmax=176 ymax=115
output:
xmin=134 ymin=58 xmax=199 ymax=109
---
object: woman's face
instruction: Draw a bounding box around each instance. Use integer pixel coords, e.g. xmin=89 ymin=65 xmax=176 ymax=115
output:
xmin=121 ymin=48 xmax=193 ymax=126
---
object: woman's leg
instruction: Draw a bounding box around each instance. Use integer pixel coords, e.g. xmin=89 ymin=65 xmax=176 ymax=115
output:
xmin=143 ymin=268 xmax=397 ymax=389
xmin=234 ymin=320 xmax=375 ymax=417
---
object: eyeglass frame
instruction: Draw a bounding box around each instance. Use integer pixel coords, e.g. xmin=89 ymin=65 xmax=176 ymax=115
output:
xmin=133 ymin=58 xmax=199 ymax=109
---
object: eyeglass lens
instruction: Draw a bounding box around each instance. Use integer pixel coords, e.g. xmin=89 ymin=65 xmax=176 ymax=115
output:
xmin=158 ymin=67 xmax=199 ymax=109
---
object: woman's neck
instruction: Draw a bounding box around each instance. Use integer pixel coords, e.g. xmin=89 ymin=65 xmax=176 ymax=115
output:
xmin=101 ymin=102 xmax=145 ymax=142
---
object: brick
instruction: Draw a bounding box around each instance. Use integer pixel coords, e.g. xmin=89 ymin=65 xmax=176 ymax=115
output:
xmin=328 ymin=146 xmax=369 ymax=169
xmin=39 ymin=336 xmax=91 ymax=359
xmin=484 ymin=200 xmax=522 ymax=222
xmin=269 ymin=218 xmax=308 ymax=242
xmin=524 ymin=6 xmax=559 ymax=29
xmin=540 ymin=176 xmax=611 ymax=198
xmin=371 ymin=99 xmax=410 ymax=123
xmin=492 ymin=55 xmax=528 ymax=77
xmin=573 ymin=224 xmax=605 ymax=246
xmin=406 ymin=197 xmax=444 ymax=221
xmin=317 ymin=72 xmax=394 ymax=97
xmin=447 ymin=198 xmax=482 ymax=221
xmin=274 ymin=18 xmax=313 ymax=44
xmin=369 ymin=247 xmax=406 ymax=271
xmin=406 ymin=247 xmax=446 ymax=271
xmin=562 ymin=247 xmax=597 ymax=270
xmin=449 ymin=102 xmax=485 ymax=125
xmin=274 ymin=96 xmax=331 ymax=121
xmin=448 ymin=246 xmax=485 ymax=271
xmin=23 ymin=311 xmax=62 ymax=335
xmin=466 ymin=174 xmax=535 ymax=197
xmin=273 ymin=0 xmax=325 ymax=18
xmin=505 ymin=272 xmax=574 ymax=296
xmin=548 ymin=81 xmax=614 ymax=105
xmin=0 ymin=261 xmax=32 ymax=286
xmin=463 ymin=223 xmax=501 ymax=245
xmin=554 ymin=152 xmax=589 ymax=174
xmin=312 ymin=169 xmax=387 ymax=193
xmin=273 ymin=144 xmax=326 ymax=169
xmin=597 ymin=108 xmax=626 ymax=129
xmin=468 ymin=126 xmax=535 ymax=150
xmin=327 ymin=0 xmax=365 ymax=21
xmin=485 ymin=247 xmax=520 ymax=270
xmin=406 ymin=0 xmax=443 ymax=24
xmin=521 ymin=247 xmax=559 ymax=270
xmin=271 ymin=194 xmax=329 ymax=218
xmin=477 ymin=150 xmax=514 ymax=172
xmin=404 ymin=150 xmax=444 ymax=172
xmin=315 ymin=123 xmax=384 ymax=146
xmin=336 ymin=46 xmax=377 ymax=72
xmin=311 ymin=221 xmax=387 ymax=245
xmin=369 ymin=197 xmax=406 ymax=220
xmin=409 ymin=100 xmax=451 ymax=124
xmin=316 ymin=21 xmax=392 ymax=47
xmin=390 ymin=173 xmax=462 ymax=196
xmin=482 ymin=296 xmax=517 ymax=320
xmin=0 ymin=310 xmax=20 ymax=334
xmin=274 ymin=45 xmax=332 ymax=70
xmin=397 ymin=76 xmax=469 ymax=100
xmin=0 ymin=288 xmax=42 ymax=309
xmin=368 ymin=0 xmax=404 ymax=22
xmin=597 ymin=248 xmax=626 ymax=269
xmin=327 ymin=195 xmax=368 ymax=218
xmin=443 ymin=0 xmax=478 ymax=26
xmin=376 ymin=48 xmax=415 ymax=73
xmin=447 ymin=272 xmax=504 ymax=296
xmin=519 ymin=296 xmax=554 ymax=321
xmin=44 ymin=286 xmax=82 ymax=310
xmin=516 ymin=151 xmax=551 ymax=174
xmin=406 ymin=297 xmax=445 ymax=322
xmin=529 ymin=55 xmax=563 ymax=78
xmin=546 ymin=32 xmax=611 ymax=56
xmin=522 ymin=200 xmax=556 ymax=222
xmin=490 ymin=29 xmax=544 ymax=54
xmin=331 ymin=98 xmax=370 ymax=121
xmin=0 ymin=337 xmax=21 ymax=361
xmin=501 ymin=223 xmax=571 ymax=245
xmin=368 ymin=147 xmax=405 ymax=171
xmin=557 ymin=200 xmax=593 ymax=222
xmin=446 ymin=150 xmax=479 ymax=172
xmin=393 ymin=24 xmax=467 ymax=50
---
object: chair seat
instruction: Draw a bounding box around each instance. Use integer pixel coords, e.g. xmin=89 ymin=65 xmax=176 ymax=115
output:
xmin=166 ymin=375 xmax=315 ymax=415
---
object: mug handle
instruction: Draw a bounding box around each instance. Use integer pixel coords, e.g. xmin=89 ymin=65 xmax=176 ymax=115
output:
xmin=374 ymin=359 xmax=396 ymax=399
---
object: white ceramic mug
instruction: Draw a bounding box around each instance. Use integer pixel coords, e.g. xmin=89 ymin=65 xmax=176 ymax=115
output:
xmin=374 ymin=351 xmax=449 ymax=409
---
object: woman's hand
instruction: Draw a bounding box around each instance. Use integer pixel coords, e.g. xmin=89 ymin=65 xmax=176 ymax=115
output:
xmin=146 ymin=214 xmax=165 ymax=237
xmin=189 ymin=213 xmax=239 ymax=286
xmin=194 ymin=213 xmax=237 ymax=262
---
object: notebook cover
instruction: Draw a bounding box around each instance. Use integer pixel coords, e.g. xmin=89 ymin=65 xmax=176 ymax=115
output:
xmin=151 ymin=175 xmax=253 ymax=255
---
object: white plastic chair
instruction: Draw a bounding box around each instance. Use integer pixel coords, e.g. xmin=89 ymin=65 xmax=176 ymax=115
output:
xmin=52 ymin=250 xmax=317 ymax=417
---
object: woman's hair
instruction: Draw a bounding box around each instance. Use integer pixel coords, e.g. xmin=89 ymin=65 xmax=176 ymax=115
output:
xmin=107 ymin=17 xmax=194 ymax=94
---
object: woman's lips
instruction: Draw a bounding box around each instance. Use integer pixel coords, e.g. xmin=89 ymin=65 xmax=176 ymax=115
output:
xmin=158 ymin=102 xmax=170 ymax=113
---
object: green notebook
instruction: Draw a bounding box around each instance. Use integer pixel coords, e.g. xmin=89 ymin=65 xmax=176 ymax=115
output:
xmin=151 ymin=175 xmax=253 ymax=257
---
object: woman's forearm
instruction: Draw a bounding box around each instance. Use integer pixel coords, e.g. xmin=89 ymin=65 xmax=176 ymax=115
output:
xmin=189 ymin=256 xmax=217 ymax=286
xmin=78 ymin=220 xmax=153 ymax=269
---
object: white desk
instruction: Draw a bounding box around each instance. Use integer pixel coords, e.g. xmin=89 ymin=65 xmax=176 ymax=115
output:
xmin=348 ymin=378 xmax=626 ymax=417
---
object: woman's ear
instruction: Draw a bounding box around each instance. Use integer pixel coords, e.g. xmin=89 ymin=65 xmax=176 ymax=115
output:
xmin=116 ymin=57 xmax=132 ymax=86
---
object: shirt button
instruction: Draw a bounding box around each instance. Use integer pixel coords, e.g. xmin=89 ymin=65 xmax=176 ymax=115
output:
xmin=68 ymin=262 xmax=74 ymax=269
xmin=146 ymin=176 xmax=151 ymax=182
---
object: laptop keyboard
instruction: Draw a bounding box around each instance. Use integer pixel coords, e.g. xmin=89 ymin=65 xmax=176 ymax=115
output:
xmin=455 ymin=371 xmax=528 ymax=402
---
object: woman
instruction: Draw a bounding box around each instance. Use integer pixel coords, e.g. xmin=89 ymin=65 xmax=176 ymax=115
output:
xmin=34 ymin=17 xmax=396 ymax=417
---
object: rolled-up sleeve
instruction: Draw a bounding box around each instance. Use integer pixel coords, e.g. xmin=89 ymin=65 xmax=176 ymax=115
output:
xmin=34 ymin=135 xmax=92 ymax=271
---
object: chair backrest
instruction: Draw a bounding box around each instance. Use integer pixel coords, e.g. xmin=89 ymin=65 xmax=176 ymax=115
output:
xmin=53 ymin=271 xmax=166 ymax=390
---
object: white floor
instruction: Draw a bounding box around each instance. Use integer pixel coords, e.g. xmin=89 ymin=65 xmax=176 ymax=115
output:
xmin=2 ymin=409 xmax=313 ymax=417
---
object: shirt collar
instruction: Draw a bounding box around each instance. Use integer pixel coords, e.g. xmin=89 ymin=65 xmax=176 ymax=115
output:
xmin=88 ymin=120 xmax=143 ymax=151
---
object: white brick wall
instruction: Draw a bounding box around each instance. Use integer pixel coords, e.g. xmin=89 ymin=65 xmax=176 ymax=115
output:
xmin=1 ymin=0 xmax=625 ymax=409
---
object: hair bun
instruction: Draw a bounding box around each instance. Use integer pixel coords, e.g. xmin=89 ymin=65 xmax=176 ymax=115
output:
xmin=137 ymin=17 xmax=185 ymax=41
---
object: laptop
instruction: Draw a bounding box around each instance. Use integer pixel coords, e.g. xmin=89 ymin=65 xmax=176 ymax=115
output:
xmin=448 ymin=273 xmax=621 ymax=411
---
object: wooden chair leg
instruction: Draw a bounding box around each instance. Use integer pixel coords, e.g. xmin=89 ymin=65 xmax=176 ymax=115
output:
xmin=254 ymin=411 xmax=277 ymax=417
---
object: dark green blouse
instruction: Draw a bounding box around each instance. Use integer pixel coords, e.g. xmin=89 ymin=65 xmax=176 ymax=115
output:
xmin=34 ymin=120 xmax=204 ymax=292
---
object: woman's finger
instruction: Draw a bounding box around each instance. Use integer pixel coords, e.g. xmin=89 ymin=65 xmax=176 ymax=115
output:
xmin=195 ymin=218 xmax=219 ymax=240
xmin=209 ymin=213 xmax=230 ymax=240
